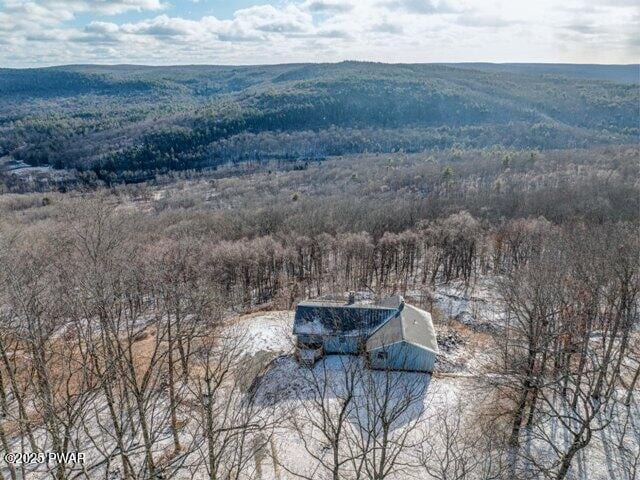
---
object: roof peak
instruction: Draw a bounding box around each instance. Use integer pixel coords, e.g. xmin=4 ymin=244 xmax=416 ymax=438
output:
xmin=297 ymin=300 xmax=396 ymax=310
xmin=297 ymin=292 xmax=404 ymax=310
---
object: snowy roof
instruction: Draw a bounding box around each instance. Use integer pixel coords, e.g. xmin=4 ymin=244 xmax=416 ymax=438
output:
xmin=366 ymin=304 xmax=439 ymax=354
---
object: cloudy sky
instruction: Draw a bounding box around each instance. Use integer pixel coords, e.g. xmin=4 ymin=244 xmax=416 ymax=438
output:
xmin=1 ymin=0 xmax=638 ymax=67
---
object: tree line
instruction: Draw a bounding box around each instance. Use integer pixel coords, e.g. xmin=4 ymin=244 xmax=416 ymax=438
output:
xmin=0 ymin=197 xmax=637 ymax=479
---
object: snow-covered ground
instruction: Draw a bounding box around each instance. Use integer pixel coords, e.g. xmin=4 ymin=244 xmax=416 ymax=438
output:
xmin=2 ymin=285 xmax=635 ymax=480
xmin=438 ymin=278 xmax=506 ymax=327
xmin=407 ymin=276 xmax=507 ymax=331
xmin=231 ymin=311 xmax=294 ymax=354
xmin=229 ymin=283 xmax=638 ymax=480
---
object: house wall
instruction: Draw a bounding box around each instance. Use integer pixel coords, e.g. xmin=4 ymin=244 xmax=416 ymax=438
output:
xmin=323 ymin=335 xmax=361 ymax=354
xmin=323 ymin=335 xmax=360 ymax=354
xmin=367 ymin=341 xmax=436 ymax=373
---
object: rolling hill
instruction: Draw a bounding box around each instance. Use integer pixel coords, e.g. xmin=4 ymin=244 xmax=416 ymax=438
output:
xmin=1 ymin=62 xmax=637 ymax=183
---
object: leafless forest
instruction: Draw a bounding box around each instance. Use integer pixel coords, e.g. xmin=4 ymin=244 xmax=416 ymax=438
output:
xmin=0 ymin=146 xmax=638 ymax=479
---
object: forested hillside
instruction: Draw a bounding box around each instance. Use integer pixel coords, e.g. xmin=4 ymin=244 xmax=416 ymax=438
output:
xmin=1 ymin=144 xmax=638 ymax=480
xmin=1 ymin=62 xmax=637 ymax=186
xmin=0 ymin=60 xmax=638 ymax=480
xmin=448 ymin=63 xmax=639 ymax=84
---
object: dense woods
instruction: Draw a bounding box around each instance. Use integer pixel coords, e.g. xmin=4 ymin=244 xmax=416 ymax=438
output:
xmin=0 ymin=139 xmax=637 ymax=478
xmin=1 ymin=62 xmax=638 ymax=188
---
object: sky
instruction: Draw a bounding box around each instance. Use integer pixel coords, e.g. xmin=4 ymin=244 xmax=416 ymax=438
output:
xmin=0 ymin=0 xmax=638 ymax=67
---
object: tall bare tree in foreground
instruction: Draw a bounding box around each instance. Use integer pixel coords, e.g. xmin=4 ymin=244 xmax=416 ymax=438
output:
xmin=417 ymin=398 xmax=507 ymax=480
xmin=285 ymin=350 xmax=431 ymax=480
xmin=187 ymin=327 xmax=276 ymax=480
xmin=286 ymin=355 xmax=361 ymax=480
xmin=348 ymin=354 xmax=428 ymax=480
xmin=496 ymin=226 xmax=639 ymax=480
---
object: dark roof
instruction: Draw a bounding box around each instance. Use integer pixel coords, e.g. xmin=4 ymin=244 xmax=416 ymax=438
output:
xmin=293 ymin=302 xmax=397 ymax=336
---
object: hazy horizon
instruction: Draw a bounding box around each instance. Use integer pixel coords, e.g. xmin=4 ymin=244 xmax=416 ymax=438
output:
xmin=1 ymin=0 xmax=638 ymax=68
xmin=3 ymin=61 xmax=639 ymax=70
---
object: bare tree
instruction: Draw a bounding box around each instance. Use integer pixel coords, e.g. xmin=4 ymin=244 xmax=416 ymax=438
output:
xmin=417 ymin=398 xmax=507 ymax=480
xmin=348 ymin=357 xmax=428 ymax=480
xmin=187 ymin=327 xmax=276 ymax=480
xmin=495 ymin=241 xmax=568 ymax=449
xmin=285 ymin=355 xmax=361 ymax=480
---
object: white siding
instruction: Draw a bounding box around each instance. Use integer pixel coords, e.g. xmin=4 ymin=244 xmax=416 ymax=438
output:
xmin=368 ymin=341 xmax=436 ymax=373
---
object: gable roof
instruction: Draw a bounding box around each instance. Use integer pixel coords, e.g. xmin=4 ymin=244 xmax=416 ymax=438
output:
xmin=364 ymin=310 xmax=403 ymax=344
xmin=366 ymin=304 xmax=439 ymax=354
xmin=293 ymin=301 xmax=396 ymax=336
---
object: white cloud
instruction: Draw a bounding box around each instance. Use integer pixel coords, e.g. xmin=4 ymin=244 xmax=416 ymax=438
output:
xmin=371 ymin=21 xmax=404 ymax=34
xmin=455 ymin=13 xmax=518 ymax=28
xmin=0 ymin=0 xmax=637 ymax=66
xmin=232 ymin=4 xmax=312 ymax=34
xmin=379 ymin=0 xmax=457 ymax=15
xmin=302 ymin=0 xmax=354 ymax=14
xmin=46 ymin=0 xmax=166 ymax=15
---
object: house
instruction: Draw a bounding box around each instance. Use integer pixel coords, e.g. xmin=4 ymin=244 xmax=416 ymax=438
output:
xmin=293 ymin=294 xmax=439 ymax=372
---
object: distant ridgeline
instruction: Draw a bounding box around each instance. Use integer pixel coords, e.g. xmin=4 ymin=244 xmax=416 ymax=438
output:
xmin=0 ymin=62 xmax=638 ymax=184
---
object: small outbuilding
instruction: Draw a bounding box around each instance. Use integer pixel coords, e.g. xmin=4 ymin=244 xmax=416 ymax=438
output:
xmin=293 ymin=294 xmax=439 ymax=372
